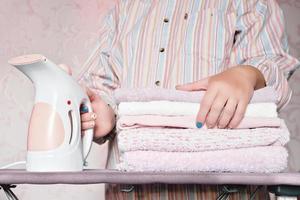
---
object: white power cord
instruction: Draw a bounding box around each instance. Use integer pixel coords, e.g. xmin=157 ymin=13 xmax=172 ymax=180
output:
xmin=0 ymin=161 xmax=26 ymax=169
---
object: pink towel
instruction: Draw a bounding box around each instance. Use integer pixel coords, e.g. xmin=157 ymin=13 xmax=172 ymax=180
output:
xmin=116 ymin=146 xmax=288 ymax=173
xmin=117 ymin=122 xmax=289 ymax=152
xmin=113 ymin=86 xmax=277 ymax=104
xmin=117 ymin=116 xmax=282 ymax=130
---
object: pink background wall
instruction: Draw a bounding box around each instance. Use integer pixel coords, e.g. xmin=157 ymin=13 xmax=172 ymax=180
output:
xmin=0 ymin=0 xmax=299 ymax=199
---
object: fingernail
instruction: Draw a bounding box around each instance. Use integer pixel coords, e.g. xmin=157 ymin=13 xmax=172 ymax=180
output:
xmin=91 ymin=113 xmax=97 ymax=119
xmin=80 ymin=105 xmax=89 ymax=113
xmin=196 ymin=122 xmax=203 ymax=128
xmin=207 ymin=124 xmax=213 ymax=129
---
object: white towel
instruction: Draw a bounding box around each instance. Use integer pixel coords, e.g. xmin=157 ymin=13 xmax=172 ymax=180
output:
xmin=118 ymin=101 xmax=278 ymax=118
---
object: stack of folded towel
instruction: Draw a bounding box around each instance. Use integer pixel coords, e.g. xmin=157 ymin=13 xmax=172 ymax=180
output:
xmin=113 ymin=87 xmax=290 ymax=173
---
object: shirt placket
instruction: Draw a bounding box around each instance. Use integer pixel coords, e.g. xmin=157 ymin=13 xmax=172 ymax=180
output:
xmin=155 ymin=0 xmax=176 ymax=87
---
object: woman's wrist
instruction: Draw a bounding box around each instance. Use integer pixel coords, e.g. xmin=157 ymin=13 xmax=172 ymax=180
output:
xmin=93 ymin=125 xmax=116 ymax=144
xmin=92 ymin=99 xmax=116 ymax=139
xmin=234 ymin=65 xmax=266 ymax=90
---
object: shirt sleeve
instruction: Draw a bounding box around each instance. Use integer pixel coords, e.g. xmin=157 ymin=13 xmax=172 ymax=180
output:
xmin=77 ymin=4 xmax=123 ymax=113
xmin=231 ymin=0 xmax=300 ymax=110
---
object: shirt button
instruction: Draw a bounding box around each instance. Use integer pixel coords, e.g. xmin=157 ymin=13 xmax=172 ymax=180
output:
xmin=163 ymin=18 xmax=169 ymax=23
xmin=155 ymin=80 xmax=161 ymax=86
xmin=184 ymin=13 xmax=188 ymax=20
xmin=159 ymin=48 xmax=165 ymax=52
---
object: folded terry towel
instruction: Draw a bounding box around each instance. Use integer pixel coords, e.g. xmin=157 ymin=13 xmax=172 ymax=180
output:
xmin=117 ymin=122 xmax=289 ymax=152
xmin=118 ymin=101 xmax=278 ymax=118
xmin=113 ymin=86 xmax=277 ymax=104
xmin=116 ymin=146 xmax=288 ymax=173
xmin=117 ymin=116 xmax=282 ymax=130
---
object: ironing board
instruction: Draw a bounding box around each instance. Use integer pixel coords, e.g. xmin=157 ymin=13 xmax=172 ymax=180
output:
xmin=1 ymin=169 xmax=300 ymax=199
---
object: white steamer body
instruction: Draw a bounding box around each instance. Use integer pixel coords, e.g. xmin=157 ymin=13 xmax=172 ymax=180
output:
xmin=8 ymin=54 xmax=93 ymax=172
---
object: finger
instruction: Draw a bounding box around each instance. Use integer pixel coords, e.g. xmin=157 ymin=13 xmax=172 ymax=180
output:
xmin=196 ymin=88 xmax=218 ymax=128
xmin=81 ymin=121 xmax=95 ymax=130
xmin=205 ymin=94 xmax=228 ymax=128
xmin=176 ymin=78 xmax=209 ymax=91
xmin=86 ymin=87 xmax=98 ymax=101
xmin=81 ymin=112 xmax=97 ymax=122
xmin=58 ymin=64 xmax=72 ymax=75
xmin=217 ymin=98 xmax=238 ymax=128
xmin=228 ymin=100 xmax=248 ymax=128
xmin=80 ymin=87 xmax=98 ymax=102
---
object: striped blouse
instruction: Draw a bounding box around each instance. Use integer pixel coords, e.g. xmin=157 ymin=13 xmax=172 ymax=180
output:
xmin=78 ymin=0 xmax=299 ymax=199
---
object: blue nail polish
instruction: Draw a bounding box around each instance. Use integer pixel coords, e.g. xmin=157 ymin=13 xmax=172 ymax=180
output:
xmin=80 ymin=105 xmax=89 ymax=113
xmin=196 ymin=122 xmax=203 ymax=128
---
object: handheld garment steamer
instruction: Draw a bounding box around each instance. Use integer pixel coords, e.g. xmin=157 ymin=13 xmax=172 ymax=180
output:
xmin=8 ymin=54 xmax=93 ymax=172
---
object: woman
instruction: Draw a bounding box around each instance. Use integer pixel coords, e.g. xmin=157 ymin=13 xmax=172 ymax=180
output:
xmin=78 ymin=0 xmax=299 ymax=199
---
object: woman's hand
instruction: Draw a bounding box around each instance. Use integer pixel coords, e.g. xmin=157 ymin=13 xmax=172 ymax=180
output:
xmin=80 ymin=88 xmax=116 ymax=139
xmin=57 ymin=64 xmax=116 ymax=139
xmin=176 ymin=65 xmax=266 ymax=129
